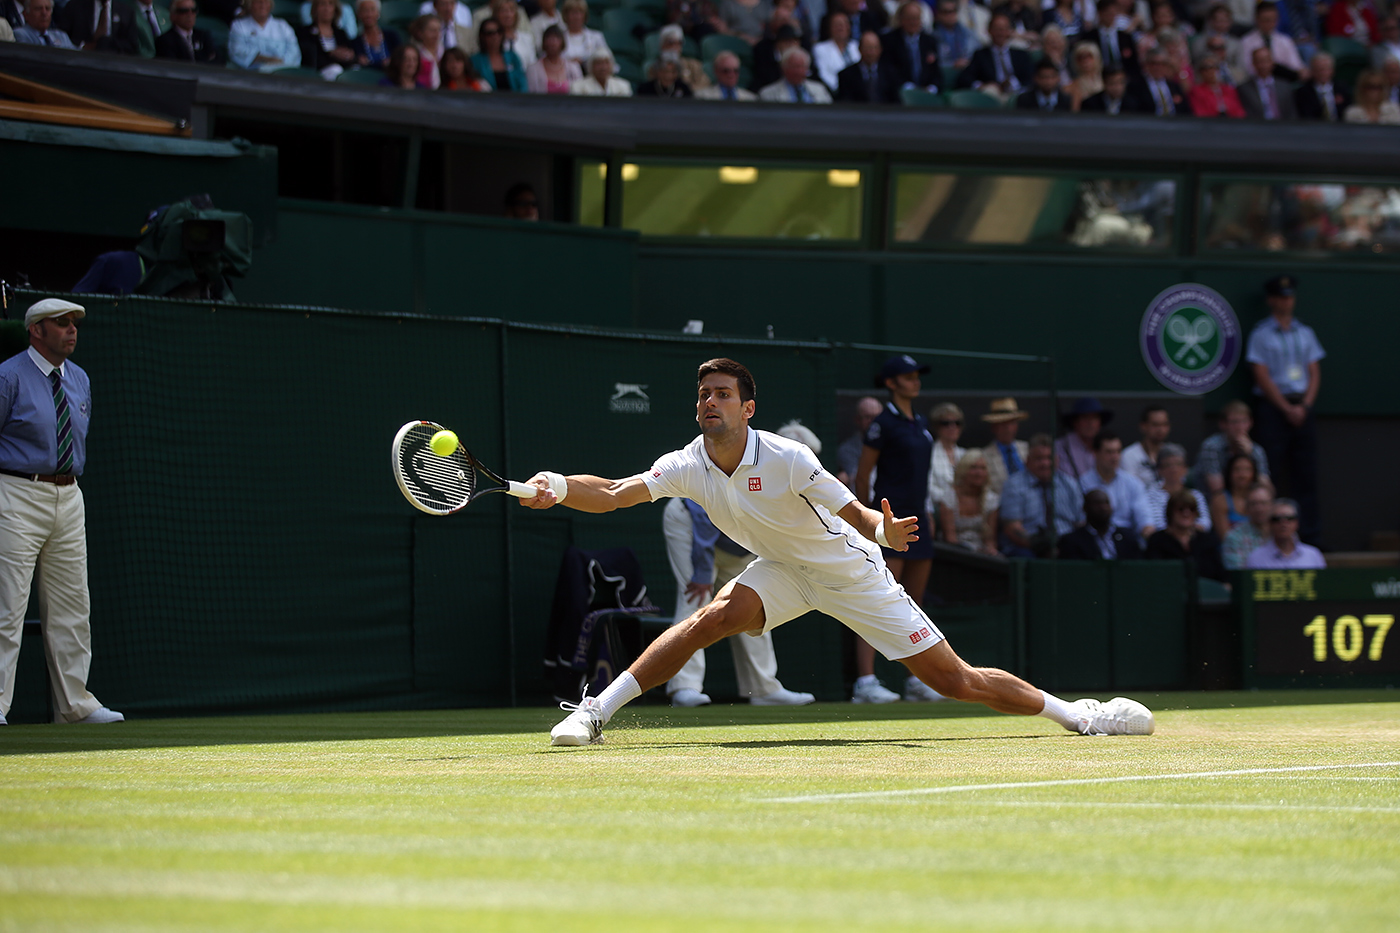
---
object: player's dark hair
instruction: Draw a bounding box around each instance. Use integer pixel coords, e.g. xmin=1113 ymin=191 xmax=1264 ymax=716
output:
xmin=1139 ymin=404 xmax=1168 ymax=423
xmin=1092 ymin=429 xmax=1120 ymax=451
xmin=697 ymin=358 xmax=756 ymax=402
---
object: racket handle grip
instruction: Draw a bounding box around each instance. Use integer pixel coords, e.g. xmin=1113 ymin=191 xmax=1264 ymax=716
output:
xmin=507 ymin=481 xmax=539 ymax=499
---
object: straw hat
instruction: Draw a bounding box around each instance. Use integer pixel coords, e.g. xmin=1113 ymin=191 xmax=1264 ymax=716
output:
xmin=981 ymin=397 xmax=1030 ymax=424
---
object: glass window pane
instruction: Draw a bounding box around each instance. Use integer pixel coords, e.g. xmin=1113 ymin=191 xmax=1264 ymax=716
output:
xmin=613 ymin=164 xmax=863 ymax=240
xmin=892 ymin=172 xmax=1177 ymax=250
xmin=1201 ymin=181 xmax=1400 ymax=256
xmin=578 ymin=159 xmax=605 ymax=227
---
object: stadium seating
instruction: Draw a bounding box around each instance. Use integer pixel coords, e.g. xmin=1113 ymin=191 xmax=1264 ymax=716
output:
xmin=272 ymin=0 xmax=302 ymax=20
xmin=700 ymin=33 xmax=752 ymax=68
xmin=602 ymin=8 xmax=654 ymax=39
xmin=273 ymin=67 xmax=327 ymax=79
xmin=901 ymin=87 xmax=946 ymax=107
xmin=1323 ymin=36 xmax=1371 ymax=89
xmin=621 ymin=0 xmax=667 ymax=19
xmin=197 ymin=15 xmax=230 ymax=60
xmin=614 ymin=56 xmax=644 ymax=87
xmin=337 ymin=68 xmax=389 ymax=84
xmin=946 ymin=89 xmax=1001 ymax=109
xmin=604 ymin=28 xmax=645 ymax=64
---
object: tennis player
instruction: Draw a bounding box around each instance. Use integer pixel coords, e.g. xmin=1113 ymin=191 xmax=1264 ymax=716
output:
xmin=524 ymin=359 xmax=1154 ymax=746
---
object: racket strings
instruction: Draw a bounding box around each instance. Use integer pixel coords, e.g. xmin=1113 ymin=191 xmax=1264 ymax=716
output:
xmin=397 ymin=425 xmax=474 ymax=512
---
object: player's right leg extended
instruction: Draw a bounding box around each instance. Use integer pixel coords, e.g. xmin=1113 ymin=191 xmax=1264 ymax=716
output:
xmin=549 ymin=582 xmax=766 ymax=746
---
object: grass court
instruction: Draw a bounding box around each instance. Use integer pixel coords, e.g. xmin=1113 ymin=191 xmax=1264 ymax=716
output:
xmin=2 ymin=690 xmax=1397 ymax=932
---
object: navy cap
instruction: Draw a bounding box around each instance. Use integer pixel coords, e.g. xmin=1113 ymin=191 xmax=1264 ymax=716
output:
xmin=1060 ymin=396 xmax=1114 ymax=428
xmin=875 ymin=354 xmax=930 ymax=387
xmin=1264 ymin=274 xmax=1297 ymax=297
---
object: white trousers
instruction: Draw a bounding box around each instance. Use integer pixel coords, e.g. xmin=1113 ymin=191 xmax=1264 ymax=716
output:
xmin=0 ymin=474 xmax=101 ymax=721
xmin=662 ymin=497 xmax=782 ymax=698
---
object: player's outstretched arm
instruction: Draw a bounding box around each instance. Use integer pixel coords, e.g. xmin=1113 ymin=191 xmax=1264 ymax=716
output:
xmin=518 ymin=472 xmax=652 ymax=513
xmin=837 ymin=498 xmax=919 ymax=551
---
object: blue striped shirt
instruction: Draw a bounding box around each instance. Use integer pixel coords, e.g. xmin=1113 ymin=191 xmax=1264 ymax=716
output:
xmin=1246 ymin=317 xmax=1325 ymax=396
xmin=0 ymin=347 xmax=90 ymax=476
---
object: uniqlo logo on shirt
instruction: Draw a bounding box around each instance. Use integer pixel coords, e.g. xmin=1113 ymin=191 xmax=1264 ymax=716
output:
xmin=749 ymin=477 xmax=762 ymax=491
xmin=910 ymin=627 xmax=932 ymax=645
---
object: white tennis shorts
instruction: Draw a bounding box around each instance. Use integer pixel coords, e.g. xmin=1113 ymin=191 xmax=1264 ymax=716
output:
xmin=735 ymin=557 xmax=945 ymax=661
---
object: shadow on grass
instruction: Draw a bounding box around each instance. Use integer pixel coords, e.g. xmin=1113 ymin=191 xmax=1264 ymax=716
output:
xmin=0 ymin=689 xmax=1393 ymax=758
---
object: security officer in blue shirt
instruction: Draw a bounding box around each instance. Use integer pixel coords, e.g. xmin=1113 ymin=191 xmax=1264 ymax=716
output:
xmin=1245 ymin=273 xmax=1325 ymax=546
xmin=0 ymin=299 xmax=123 ymax=725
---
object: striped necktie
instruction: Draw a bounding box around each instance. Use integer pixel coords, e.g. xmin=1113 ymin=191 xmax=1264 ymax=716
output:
xmin=50 ymin=368 xmax=74 ymax=475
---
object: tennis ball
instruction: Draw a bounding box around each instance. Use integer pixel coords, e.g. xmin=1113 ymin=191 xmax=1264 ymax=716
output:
xmin=430 ymin=430 xmax=459 ymax=457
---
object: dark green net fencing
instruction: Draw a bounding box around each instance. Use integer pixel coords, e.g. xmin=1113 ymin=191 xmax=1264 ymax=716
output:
xmin=8 ymin=292 xmax=850 ymax=718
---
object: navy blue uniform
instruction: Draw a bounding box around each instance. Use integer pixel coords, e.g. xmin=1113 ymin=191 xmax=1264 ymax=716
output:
xmin=863 ymin=402 xmax=935 ymax=560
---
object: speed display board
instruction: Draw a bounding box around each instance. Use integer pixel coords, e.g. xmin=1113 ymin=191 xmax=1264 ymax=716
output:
xmin=1242 ymin=569 xmax=1400 ymax=687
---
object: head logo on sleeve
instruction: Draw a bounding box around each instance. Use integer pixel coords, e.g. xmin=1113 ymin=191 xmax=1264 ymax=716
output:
xmin=749 ymin=477 xmax=762 ymax=491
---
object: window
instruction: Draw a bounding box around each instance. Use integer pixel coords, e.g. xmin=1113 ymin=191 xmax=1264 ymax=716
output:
xmin=1201 ymin=180 xmax=1400 ymax=257
xmin=892 ymin=171 xmax=1178 ymax=251
xmin=577 ymin=160 xmax=865 ymax=241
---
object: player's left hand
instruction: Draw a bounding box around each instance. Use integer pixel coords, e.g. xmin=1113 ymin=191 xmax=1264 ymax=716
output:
xmin=881 ymin=498 xmax=919 ymax=551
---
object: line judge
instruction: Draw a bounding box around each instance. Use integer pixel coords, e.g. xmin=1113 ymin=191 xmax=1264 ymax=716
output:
xmin=519 ymin=358 xmax=1154 ymax=747
xmin=0 ymin=299 xmax=123 ymax=726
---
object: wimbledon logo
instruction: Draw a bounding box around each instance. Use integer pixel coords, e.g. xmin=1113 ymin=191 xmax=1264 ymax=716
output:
xmin=1139 ymin=283 xmax=1241 ymax=396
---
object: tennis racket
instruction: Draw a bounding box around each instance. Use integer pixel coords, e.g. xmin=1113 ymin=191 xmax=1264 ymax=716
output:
xmin=392 ymin=420 xmax=538 ymax=515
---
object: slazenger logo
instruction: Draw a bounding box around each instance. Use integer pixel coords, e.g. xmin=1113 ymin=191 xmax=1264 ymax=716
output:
xmin=609 ymin=383 xmax=651 ymax=414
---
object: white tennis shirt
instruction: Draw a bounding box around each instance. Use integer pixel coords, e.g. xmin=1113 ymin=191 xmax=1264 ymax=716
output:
xmin=641 ymin=428 xmax=882 ymax=587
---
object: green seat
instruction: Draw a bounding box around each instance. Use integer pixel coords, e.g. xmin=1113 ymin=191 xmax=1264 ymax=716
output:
xmin=378 ymin=0 xmax=422 ymax=25
xmin=941 ymin=64 xmax=958 ymax=91
xmin=614 ymin=56 xmax=644 ymax=87
xmin=604 ymin=28 xmax=643 ymax=63
xmin=272 ymin=0 xmax=302 ymax=20
xmin=273 ymin=66 xmax=326 ymax=79
xmin=602 ymin=8 xmax=654 ymax=37
xmin=621 ymin=0 xmax=668 ymax=18
xmin=900 ymin=86 xmax=945 ymax=107
xmin=701 ymin=32 xmax=752 ymax=68
xmin=946 ymin=88 xmax=1002 ymax=109
xmin=643 ymin=29 xmax=699 ymax=62
xmin=196 ymin=14 xmax=229 ymax=45
xmin=337 ymin=67 xmax=389 ymax=84
xmin=1322 ymin=36 xmax=1370 ymax=64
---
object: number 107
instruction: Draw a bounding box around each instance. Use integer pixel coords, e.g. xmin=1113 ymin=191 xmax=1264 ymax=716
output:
xmin=1302 ymin=615 xmax=1394 ymax=662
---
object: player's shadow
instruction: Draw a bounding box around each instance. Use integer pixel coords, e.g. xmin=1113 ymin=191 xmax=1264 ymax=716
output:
xmin=630 ymin=734 xmax=1057 ymax=751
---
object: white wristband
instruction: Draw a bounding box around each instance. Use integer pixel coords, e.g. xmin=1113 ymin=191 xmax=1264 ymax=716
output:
xmin=542 ymin=471 xmax=568 ymax=503
xmin=875 ymin=523 xmax=890 ymax=548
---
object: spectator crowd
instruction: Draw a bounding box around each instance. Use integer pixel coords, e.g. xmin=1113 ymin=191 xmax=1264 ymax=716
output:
xmin=5 ymin=0 xmax=1399 ymax=120
xmin=837 ymin=274 xmax=1328 ymax=583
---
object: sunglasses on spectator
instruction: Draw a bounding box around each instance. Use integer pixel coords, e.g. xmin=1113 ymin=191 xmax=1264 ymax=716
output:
xmin=1361 ymin=82 xmax=1384 ymax=89
xmin=715 ymin=65 xmax=739 ymax=73
xmin=938 ymin=419 xmax=963 ymax=427
xmin=481 ymin=28 xmax=501 ymax=36
xmin=1270 ymin=514 xmax=1298 ymax=523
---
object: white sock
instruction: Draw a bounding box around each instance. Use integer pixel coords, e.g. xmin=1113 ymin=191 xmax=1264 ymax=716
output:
xmin=596 ymin=671 xmax=642 ymax=724
xmin=854 ymin=674 xmax=878 ymax=688
xmin=1037 ymin=690 xmax=1077 ymax=728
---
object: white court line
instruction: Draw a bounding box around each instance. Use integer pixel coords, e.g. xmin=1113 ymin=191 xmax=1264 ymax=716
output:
xmin=975 ymin=801 xmax=1400 ymax=815
xmin=763 ymin=761 xmax=1400 ymax=804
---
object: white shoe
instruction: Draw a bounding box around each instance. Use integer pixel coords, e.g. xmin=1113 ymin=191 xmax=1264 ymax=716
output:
xmin=550 ymin=694 xmax=605 ymax=746
xmin=1065 ymin=696 xmax=1155 ymax=736
xmin=851 ymin=677 xmax=900 ymax=704
xmin=67 ymin=707 xmax=124 ymax=724
xmin=750 ymin=687 xmax=816 ymax=706
xmin=670 ymin=688 xmax=711 ymax=708
xmin=0 ymin=713 xmax=7 ymax=726
xmin=903 ymin=676 xmax=946 ymax=702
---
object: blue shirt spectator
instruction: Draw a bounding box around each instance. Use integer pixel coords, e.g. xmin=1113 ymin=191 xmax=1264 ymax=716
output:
xmin=230 ymin=0 xmax=302 ymax=71
xmin=0 ymin=346 xmax=91 ymax=477
xmin=1077 ymin=430 xmax=1154 ymax=540
xmin=1246 ymin=313 xmax=1325 ymax=397
xmin=998 ymin=436 xmax=1082 ymax=557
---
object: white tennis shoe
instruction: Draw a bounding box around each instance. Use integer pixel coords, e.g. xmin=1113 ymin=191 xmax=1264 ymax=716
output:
xmin=851 ymin=677 xmax=900 ymax=704
xmin=750 ymin=687 xmax=816 ymax=706
xmin=1065 ymin=697 xmax=1155 ymax=736
xmin=670 ymin=688 xmax=711 ymax=708
xmin=550 ymin=694 xmax=605 ymax=746
xmin=902 ymin=676 xmax=946 ymax=702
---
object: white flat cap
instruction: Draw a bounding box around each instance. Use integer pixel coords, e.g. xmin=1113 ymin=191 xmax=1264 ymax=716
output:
xmin=25 ymin=298 xmax=86 ymax=328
